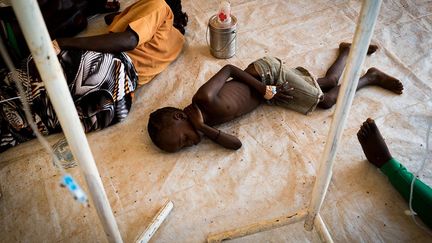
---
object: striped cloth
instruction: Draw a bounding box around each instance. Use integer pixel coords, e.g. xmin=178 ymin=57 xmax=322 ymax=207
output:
xmin=0 ymin=49 xmax=138 ymax=152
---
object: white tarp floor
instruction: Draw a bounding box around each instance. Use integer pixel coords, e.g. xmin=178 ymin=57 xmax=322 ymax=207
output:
xmin=1 ymin=0 xmax=431 ymax=242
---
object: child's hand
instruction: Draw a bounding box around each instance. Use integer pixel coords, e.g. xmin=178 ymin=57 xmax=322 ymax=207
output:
xmin=184 ymin=104 xmax=204 ymax=130
xmin=264 ymin=83 xmax=294 ymax=101
xmin=273 ymin=82 xmax=294 ymax=101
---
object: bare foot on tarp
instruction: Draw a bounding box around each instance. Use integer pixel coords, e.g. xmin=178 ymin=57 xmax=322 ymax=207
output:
xmin=357 ymin=118 xmax=393 ymax=167
xmin=339 ymin=42 xmax=379 ymax=55
xmin=363 ymin=68 xmax=404 ymax=94
xmin=317 ymin=42 xmax=379 ymax=90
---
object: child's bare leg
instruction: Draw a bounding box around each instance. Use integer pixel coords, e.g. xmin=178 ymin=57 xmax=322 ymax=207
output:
xmin=317 ymin=43 xmax=378 ymax=91
xmin=318 ymin=68 xmax=403 ymax=109
xmin=357 ymin=118 xmax=392 ymax=167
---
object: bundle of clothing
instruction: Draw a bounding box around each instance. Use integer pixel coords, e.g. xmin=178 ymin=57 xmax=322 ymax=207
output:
xmin=0 ymin=49 xmax=137 ymax=152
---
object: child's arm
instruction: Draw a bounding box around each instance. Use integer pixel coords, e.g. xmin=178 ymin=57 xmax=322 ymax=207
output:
xmin=193 ymin=64 xmax=266 ymax=103
xmin=193 ymin=64 xmax=294 ymax=103
xmin=184 ymin=104 xmax=242 ymax=150
xmin=199 ymin=124 xmax=242 ymax=150
xmin=56 ymin=27 xmax=138 ymax=53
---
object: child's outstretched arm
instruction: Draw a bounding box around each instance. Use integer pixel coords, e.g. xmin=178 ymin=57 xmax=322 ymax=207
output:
xmin=184 ymin=104 xmax=242 ymax=150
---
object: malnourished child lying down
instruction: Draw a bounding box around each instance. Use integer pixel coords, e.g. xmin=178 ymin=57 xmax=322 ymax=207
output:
xmin=148 ymin=43 xmax=403 ymax=152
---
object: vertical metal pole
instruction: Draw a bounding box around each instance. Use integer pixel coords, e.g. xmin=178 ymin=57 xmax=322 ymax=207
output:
xmin=304 ymin=0 xmax=382 ymax=231
xmin=10 ymin=1 xmax=123 ymax=242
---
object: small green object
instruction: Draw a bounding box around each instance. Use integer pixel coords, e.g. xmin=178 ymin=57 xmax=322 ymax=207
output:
xmin=5 ymin=22 xmax=22 ymax=58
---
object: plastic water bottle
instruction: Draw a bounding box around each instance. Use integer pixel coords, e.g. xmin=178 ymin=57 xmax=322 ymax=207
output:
xmin=217 ymin=1 xmax=232 ymax=26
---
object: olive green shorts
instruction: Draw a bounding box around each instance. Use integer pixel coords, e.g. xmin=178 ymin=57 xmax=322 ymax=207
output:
xmin=252 ymin=56 xmax=323 ymax=114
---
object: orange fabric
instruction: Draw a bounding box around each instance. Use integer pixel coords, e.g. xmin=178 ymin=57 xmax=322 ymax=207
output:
xmin=109 ymin=0 xmax=185 ymax=85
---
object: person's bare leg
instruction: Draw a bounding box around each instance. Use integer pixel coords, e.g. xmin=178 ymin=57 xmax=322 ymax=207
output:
xmin=357 ymin=118 xmax=392 ymax=167
xmin=317 ymin=43 xmax=378 ymax=91
xmin=318 ymin=67 xmax=404 ymax=109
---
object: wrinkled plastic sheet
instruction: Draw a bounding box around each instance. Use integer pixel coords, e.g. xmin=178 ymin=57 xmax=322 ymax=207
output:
xmin=1 ymin=0 xmax=431 ymax=242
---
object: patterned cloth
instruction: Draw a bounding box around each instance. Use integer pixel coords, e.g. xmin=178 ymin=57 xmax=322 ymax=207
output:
xmin=0 ymin=49 xmax=138 ymax=152
xmin=252 ymin=56 xmax=323 ymax=114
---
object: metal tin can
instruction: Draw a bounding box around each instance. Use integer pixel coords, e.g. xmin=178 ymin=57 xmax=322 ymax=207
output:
xmin=208 ymin=15 xmax=237 ymax=59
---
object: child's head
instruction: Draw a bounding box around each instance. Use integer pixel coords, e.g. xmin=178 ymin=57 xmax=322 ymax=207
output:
xmin=148 ymin=107 xmax=201 ymax=152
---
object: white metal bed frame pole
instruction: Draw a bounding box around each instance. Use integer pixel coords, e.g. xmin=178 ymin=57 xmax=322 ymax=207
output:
xmin=11 ymin=1 xmax=123 ymax=242
xmin=304 ymin=0 xmax=382 ymax=231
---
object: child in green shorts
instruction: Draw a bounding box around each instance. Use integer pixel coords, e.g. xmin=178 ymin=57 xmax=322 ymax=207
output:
xmin=148 ymin=43 xmax=403 ymax=152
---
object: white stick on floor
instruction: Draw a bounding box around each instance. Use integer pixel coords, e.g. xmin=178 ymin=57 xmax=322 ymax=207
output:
xmin=304 ymin=0 xmax=382 ymax=231
xmin=136 ymin=201 xmax=174 ymax=243
xmin=207 ymin=210 xmax=308 ymax=243
xmin=10 ymin=1 xmax=123 ymax=242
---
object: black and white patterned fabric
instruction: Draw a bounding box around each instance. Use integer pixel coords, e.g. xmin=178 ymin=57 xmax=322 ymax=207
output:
xmin=0 ymin=49 xmax=138 ymax=152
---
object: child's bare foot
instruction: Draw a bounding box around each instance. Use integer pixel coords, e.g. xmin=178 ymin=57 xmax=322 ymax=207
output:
xmin=317 ymin=43 xmax=379 ymax=91
xmin=357 ymin=118 xmax=393 ymax=168
xmin=339 ymin=42 xmax=378 ymax=55
xmin=364 ymin=68 xmax=404 ymax=94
